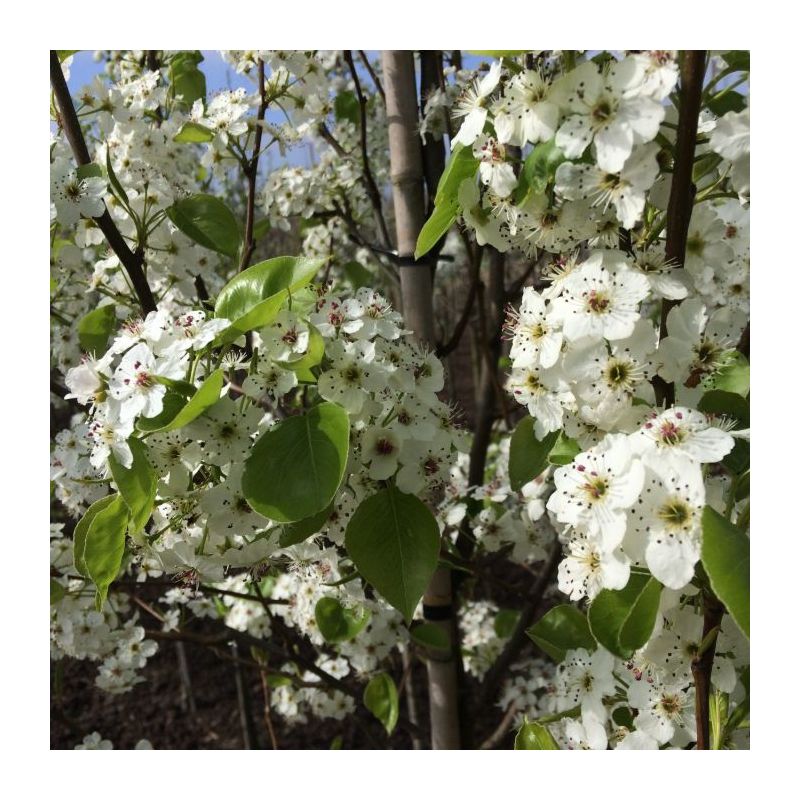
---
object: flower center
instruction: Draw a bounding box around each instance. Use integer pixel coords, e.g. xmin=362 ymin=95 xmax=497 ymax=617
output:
xmin=586 ymin=290 xmax=611 ymax=314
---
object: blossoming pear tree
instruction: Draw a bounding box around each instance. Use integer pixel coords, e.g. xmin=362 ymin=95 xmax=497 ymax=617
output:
xmin=50 ymin=49 xmax=749 ymax=750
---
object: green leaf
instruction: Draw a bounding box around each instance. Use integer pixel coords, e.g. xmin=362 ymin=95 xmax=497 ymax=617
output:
xmin=513 ymin=138 xmax=566 ymax=204
xmin=106 ymin=149 xmax=130 ymax=208
xmin=415 ymin=145 xmax=479 ymax=260
xmin=468 ymin=50 xmax=527 ymax=57
xmin=334 ymin=90 xmax=360 ymax=125
xmin=547 ymin=432 xmax=581 ymax=466
xmin=279 ymin=503 xmax=333 ymax=547
xmin=136 ymin=392 xmax=186 ymax=432
xmin=343 ymin=260 xmax=373 ymax=290
xmin=414 ymin=202 xmax=458 ymax=260
xmin=409 ymin=622 xmax=450 ymax=652
xmin=57 ymin=50 xmax=79 ymax=61
xmin=314 ymin=597 xmax=371 ymax=643
xmin=169 ymin=51 xmax=206 ymax=109
xmin=253 ymin=218 xmax=271 ymax=241
xmin=50 ymin=579 xmax=66 ymax=605
xmin=588 ymin=572 xmax=662 ymax=659
xmin=526 ymin=605 xmax=595 ymax=663
xmin=363 ymin=673 xmax=399 ymax=735
xmin=345 ymin=487 xmax=440 ymax=622
xmin=108 ymin=438 xmax=157 ymax=535
xmin=708 ymin=353 xmax=749 ymax=396
xmin=707 ymin=91 xmax=747 ymax=117
xmin=508 ymin=418 xmax=559 ymax=491
xmin=698 ymin=389 xmax=749 ymax=428
xmin=166 ymin=194 xmax=241 ymax=258
xmin=435 ymin=144 xmax=479 ymax=206
xmin=84 ymin=495 xmax=130 ymax=609
xmin=721 ymin=51 xmax=750 ymax=72
xmin=77 ymin=305 xmax=116 ymax=355
xmin=174 ymin=121 xmax=216 ymax=143
xmin=514 ymin=721 xmax=559 ymax=750
xmin=243 ymin=402 xmax=350 ymax=523
xmin=73 ymin=494 xmax=117 ymax=578
xmin=76 ymin=163 xmax=103 ymax=180
xmin=146 ymin=369 xmax=224 ymax=433
xmin=494 ymin=609 xmax=520 ymax=639
xmin=701 ymin=506 xmax=750 ymax=638
xmin=214 ymin=256 xmax=324 ymax=344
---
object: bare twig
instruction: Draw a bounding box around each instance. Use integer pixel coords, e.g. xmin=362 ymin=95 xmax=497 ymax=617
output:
xmin=50 ymin=51 xmax=157 ymax=314
xmin=479 ymin=700 xmax=519 ymax=749
xmin=240 ymin=59 xmax=268 ymax=272
xmin=358 ymin=50 xmax=385 ymax=102
xmin=343 ymin=50 xmax=393 ymax=249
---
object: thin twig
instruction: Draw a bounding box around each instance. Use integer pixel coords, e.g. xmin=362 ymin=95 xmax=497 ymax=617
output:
xmin=358 ymin=51 xmax=385 ymax=102
xmin=479 ymin=700 xmax=519 ymax=749
xmin=50 ymin=51 xmax=157 ymax=314
xmin=240 ymin=59 xmax=268 ymax=272
xmin=343 ymin=50 xmax=393 ymax=249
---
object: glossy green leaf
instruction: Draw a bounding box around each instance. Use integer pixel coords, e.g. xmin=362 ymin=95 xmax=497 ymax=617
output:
xmin=77 ymin=305 xmax=116 ymax=355
xmin=508 ymin=417 xmax=559 ymax=491
xmin=514 ymin=138 xmax=566 ymax=204
xmin=84 ymin=494 xmax=130 ymax=609
xmin=166 ymin=194 xmax=241 ymax=258
xmin=169 ymin=51 xmax=206 ymax=109
xmin=57 ymin=50 xmax=79 ymax=61
xmin=174 ymin=121 xmax=216 ymax=143
xmin=76 ymin=163 xmax=103 ymax=180
xmin=708 ymin=353 xmax=749 ymax=397
xmin=588 ymin=572 xmax=662 ymax=659
xmin=515 ymin=721 xmax=559 ymax=750
xmin=147 ymin=369 xmax=224 ymax=433
xmin=279 ymin=503 xmax=333 ymax=547
xmin=334 ymin=90 xmax=360 ymax=125
xmin=363 ymin=673 xmax=399 ymax=735
xmin=435 ymin=144 xmax=480 ymax=206
xmin=314 ymin=597 xmax=371 ymax=643
xmin=494 ymin=609 xmax=520 ymax=638
xmin=214 ymin=256 xmax=324 ymax=343
xmin=526 ymin=605 xmax=595 ymax=663
xmin=547 ymin=432 xmax=581 ymax=466
xmin=243 ymin=402 xmax=350 ymax=523
xmin=108 ymin=438 xmax=157 ymax=534
xmin=345 ymin=487 xmax=440 ymax=622
xmin=414 ymin=201 xmax=458 ymax=260
xmin=136 ymin=392 xmax=186 ymax=432
xmin=701 ymin=506 xmax=750 ymax=638
xmin=73 ymin=494 xmax=117 ymax=578
xmin=698 ymin=389 xmax=749 ymax=428
xmin=409 ymin=622 xmax=450 ymax=652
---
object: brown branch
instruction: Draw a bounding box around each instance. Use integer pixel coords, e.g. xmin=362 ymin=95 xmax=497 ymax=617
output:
xmin=691 ymin=593 xmax=725 ymax=749
xmin=358 ymin=50 xmax=385 ymax=103
xmin=240 ymin=58 xmax=268 ymax=272
xmin=436 ymin=261 xmax=479 ymax=357
xmin=50 ymin=50 xmax=157 ymax=315
xmin=479 ymin=700 xmax=519 ymax=749
xmin=343 ymin=50 xmax=393 ymax=249
xmin=654 ymin=50 xmax=706 ymax=408
xmin=478 ymin=543 xmax=561 ymax=707
xmin=316 ymin=122 xmax=349 ymax=158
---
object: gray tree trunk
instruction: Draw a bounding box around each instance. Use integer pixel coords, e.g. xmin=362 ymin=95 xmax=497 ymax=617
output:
xmin=382 ymin=50 xmax=461 ymax=750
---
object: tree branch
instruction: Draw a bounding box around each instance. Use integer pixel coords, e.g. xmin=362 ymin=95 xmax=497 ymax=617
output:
xmin=654 ymin=50 xmax=706 ymax=408
xmin=50 ymin=50 xmax=157 ymax=315
xmin=343 ymin=50 xmax=393 ymax=249
xmin=239 ymin=58 xmax=268 ymax=272
xmin=478 ymin=543 xmax=560 ymax=707
xmin=691 ymin=592 xmax=724 ymax=750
